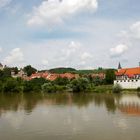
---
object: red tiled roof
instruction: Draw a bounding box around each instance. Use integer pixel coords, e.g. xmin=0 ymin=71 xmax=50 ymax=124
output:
xmin=30 ymin=72 xmax=79 ymax=81
xmin=116 ymin=67 xmax=140 ymax=76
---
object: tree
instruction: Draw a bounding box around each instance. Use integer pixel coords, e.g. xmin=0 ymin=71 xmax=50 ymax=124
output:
xmin=53 ymin=77 xmax=69 ymax=85
xmin=23 ymin=65 xmax=37 ymax=76
xmin=3 ymin=78 xmax=21 ymax=93
xmin=113 ymin=84 xmax=122 ymax=93
xmin=42 ymin=83 xmax=56 ymax=93
xmin=23 ymin=81 xmax=34 ymax=92
xmin=71 ymin=78 xmax=90 ymax=92
xmin=3 ymin=67 xmax=11 ymax=78
xmin=11 ymin=67 xmax=18 ymax=74
xmin=105 ymin=69 xmax=116 ymax=84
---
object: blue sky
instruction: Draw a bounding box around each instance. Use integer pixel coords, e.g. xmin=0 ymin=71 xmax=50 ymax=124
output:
xmin=0 ymin=0 xmax=140 ymax=70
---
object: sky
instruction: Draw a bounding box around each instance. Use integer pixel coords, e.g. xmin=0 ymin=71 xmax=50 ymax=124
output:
xmin=0 ymin=0 xmax=140 ymax=70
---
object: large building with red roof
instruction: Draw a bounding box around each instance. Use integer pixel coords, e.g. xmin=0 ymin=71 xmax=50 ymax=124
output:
xmin=114 ymin=64 xmax=140 ymax=89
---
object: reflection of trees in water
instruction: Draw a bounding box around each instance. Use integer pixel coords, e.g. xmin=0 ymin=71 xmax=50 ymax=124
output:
xmin=92 ymin=94 xmax=122 ymax=113
xmin=0 ymin=93 xmax=44 ymax=116
xmin=0 ymin=93 xmax=140 ymax=116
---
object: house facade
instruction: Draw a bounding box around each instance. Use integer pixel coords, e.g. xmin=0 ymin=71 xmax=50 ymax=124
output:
xmin=114 ymin=67 xmax=140 ymax=89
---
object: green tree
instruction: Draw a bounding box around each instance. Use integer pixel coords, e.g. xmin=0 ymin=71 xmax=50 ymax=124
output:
xmin=3 ymin=67 xmax=11 ymax=78
xmin=3 ymin=78 xmax=21 ymax=93
xmin=53 ymin=77 xmax=69 ymax=85
xmin=23 ymin=81 xmax=34 ymax=92
xmin=105 ymin=69 xmax=116 ymax=84
xmin=42 ymin=83 xmax=56 ymax=93
xmin=11 ymin=67 xmax=18 ymax=74
xmin=71 ymin=78 xmax=90 ymax=92
xmin=23 ymin=65 xmax=37 ymax=76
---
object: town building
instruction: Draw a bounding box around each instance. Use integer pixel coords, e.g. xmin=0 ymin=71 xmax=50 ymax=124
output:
xmin=11 ymin=69 xmax=27 ymax=79
xmin=91 ymin=73 xmax=106 ymax=79
xmin=30 ymin=72 xmax=79 ymax=81
xmin=114 ymin=63 xmax=140 ymax=89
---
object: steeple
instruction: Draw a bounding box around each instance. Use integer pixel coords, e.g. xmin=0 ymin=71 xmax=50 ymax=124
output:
xmin=118 ymin=62 xmax=122 ymax=70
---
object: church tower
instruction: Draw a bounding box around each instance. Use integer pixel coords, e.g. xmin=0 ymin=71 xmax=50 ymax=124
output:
xmin=118 ymin=62 xmax=122 ymax=72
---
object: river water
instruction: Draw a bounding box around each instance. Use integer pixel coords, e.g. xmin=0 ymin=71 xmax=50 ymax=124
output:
xmin=0 ymin=93 xmax=140 ymax=140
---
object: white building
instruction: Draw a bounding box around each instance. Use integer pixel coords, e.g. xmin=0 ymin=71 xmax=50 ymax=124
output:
xmin=114 ymin=65 xmax=140 ymax=89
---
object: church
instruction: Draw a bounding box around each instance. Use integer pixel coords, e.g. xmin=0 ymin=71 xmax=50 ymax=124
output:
xmin=114 ymin=63 xmax=140 ymax=89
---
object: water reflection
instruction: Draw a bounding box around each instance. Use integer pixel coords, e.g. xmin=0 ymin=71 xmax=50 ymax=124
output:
xmin=0 ymin=93 xmax=140 ymax=116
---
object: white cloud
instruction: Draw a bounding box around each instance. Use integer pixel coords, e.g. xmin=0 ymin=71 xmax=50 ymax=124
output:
xmin=42 ymin=59 xmax=49 ymax=66
xmin=110 ymin=44 xmax=128 ymax=57
xmin=119 ymin=21 xmax=140 ymax=40
xmin=3 ymin=48 xmax=25 ymax=67
xmin=81 ymin=52 xmax=92 ymax=60
xmin=63 ymin=41 xmax=81 ymax=57
xmin=27 ymin=0 xmax=98 ymax=26
xmin=0 ymin=0 xmax=12 ymax=8
xmin=130 ymin=21 xmax=140 ymax=39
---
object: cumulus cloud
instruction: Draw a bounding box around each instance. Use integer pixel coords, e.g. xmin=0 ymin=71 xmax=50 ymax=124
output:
xmin=0 ymin=0 xmax=12 ymax=8
xmin=64 ymin=41 xmax=81 ymax=57
xmin=42 ymin=59 xmax=49 ymax=66
xmin=130 ymin=21 xmax=140 ymax=39
xmin=3 ymin=48 xmax=25 ymax=67
xmin=110 ymin=44 xmax=128 ymax=57
xmin=27 ymin=0 xmax=98 ymax=26
xmin=81 ymin=52 xmax=92 ymax=60
xmin=119 ymin=21 xmax=140 ymax=40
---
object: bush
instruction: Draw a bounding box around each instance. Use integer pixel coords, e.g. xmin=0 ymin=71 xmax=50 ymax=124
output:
xmin=3 ymin=78 xmax=21 ymax=93
xmin=0 ymin=81 xmax=3 ymax=92
xmin=137 ymin=87 xmax=140 ymax=92
xmin=71 ymin=78 xmax=90 ymax=92
xmin=112 ymin=84 xmax=122 ymax=93
xmin=23 ymin=81 xmax=34 ymax=92
xmin=42 ymin=83 xmax=56 ymax=93
xmin=53 ymin=77 xmax=69 ymax=86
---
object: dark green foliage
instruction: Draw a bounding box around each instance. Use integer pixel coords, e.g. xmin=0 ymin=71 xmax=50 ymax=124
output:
xmin=92 ymin=77 xmax=105 ymax=86
xmin=137 ymin=87 xmax=140 ymax=92
xmin=3 ymin=78 xmax=22 ymax=93
xmin=105 ymin=69 xmax=116 ymax=84
xmin=0 ymin=81 xmax=3 ymax=92
xmin=11 ymin=67 xmax=18 ymax=74
xmin=76 ymin=68 xmax=106 ymax=75
xmin=70 ymin=78 xmax=90 ymax=92
xmin=53 ymin=77 xmax=69 ymax=85
xmin=23 ymin=65 xmax=37 ymax=76
xmin=42 ymin=83 xmax=56 ymax=93
xmin=112 ymin=84 xmax=122 ymax=93
xmin=49 ymin=67 xmax=76 ymax=74
xmin=23 ymin=78 xmax=47 ymax=92
xmin=2 ymin=67 xmax=11 ymax=78
xmin=42 ymin=82 xmax=66 ymax=93
xmin=23 ymin=81 xmax=34 ymax=92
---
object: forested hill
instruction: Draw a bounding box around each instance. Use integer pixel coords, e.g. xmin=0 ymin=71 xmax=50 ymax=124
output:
xmin=49 ymin=67 xmax=77 ymax=74
xmin=47 ymin=67 xmax=109 ymax=74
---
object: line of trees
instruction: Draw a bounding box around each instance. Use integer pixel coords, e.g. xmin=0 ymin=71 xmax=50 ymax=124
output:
xmin=0 ymin=66 xmax=116 ymax=93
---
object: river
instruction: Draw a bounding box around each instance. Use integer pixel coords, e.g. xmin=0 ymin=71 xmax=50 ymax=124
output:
xmin=0 ymin=93 xmax=140 ymax=140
